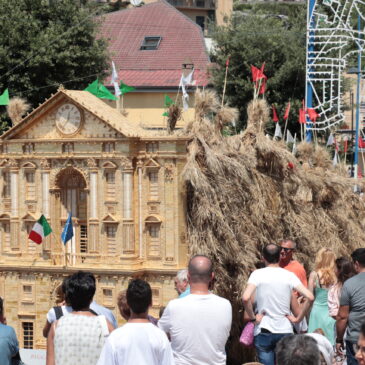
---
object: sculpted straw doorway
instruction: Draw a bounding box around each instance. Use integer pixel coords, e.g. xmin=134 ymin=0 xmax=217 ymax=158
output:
xmin=54 ymin=167 xmax=88 ymax=264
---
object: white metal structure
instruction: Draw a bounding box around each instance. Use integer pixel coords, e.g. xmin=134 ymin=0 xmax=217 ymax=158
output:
xmin=306 ymin=0 xmax=365 ymax=132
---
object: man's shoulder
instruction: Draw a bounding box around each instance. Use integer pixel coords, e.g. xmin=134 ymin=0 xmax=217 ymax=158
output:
xmin=343 ymin=272 xmax=364 ymax=288
xmin=111 ymin=323 xmax=166 ymax=341
xmin=0 ymin=323 xmax=16 ymax=336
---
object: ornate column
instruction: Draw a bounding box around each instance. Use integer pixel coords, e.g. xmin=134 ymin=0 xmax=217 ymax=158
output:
xmin=87 ymin=158 xmax=99 ymax=253
xmin=40 ymin=159 xmax=51 ymax=218
xmin=137 ymin=160 xmax=144 ymax=259
xmin=9 ymin=159 xmax=19 ymax=250
xmin=121 ymin=158 xmax=134 ymax=254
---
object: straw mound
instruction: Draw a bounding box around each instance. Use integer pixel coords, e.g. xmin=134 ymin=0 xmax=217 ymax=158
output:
xmin=7 ymin=97 xmax=31 ymax=125
xmin=181 ymin=93 xmax=365 ymax=363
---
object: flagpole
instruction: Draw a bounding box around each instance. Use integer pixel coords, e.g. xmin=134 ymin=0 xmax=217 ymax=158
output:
xmin=283 ymin=118 xmax=289 ymax=143
xmin=221 ymin=58 xmax=229 ymax=107
xmin=51 ymin=231 xmax=67 ymax=268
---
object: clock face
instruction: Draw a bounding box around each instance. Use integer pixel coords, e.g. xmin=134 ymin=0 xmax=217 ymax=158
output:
xmin=55 ymin=103 xmax=82 ymax=135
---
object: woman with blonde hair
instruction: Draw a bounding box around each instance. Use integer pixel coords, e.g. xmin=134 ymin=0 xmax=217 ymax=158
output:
xmin=308 ymin=248 xmax=337 ymax=345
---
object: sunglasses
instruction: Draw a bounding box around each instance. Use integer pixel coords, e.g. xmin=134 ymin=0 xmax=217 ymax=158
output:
xmin=281 ymin=247 xmax=294 ymax=253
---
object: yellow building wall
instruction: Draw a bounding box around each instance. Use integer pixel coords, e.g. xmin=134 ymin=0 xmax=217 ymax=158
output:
xmin=216 ymin=0 xmax=233 ymax=26
xmin=141 ymin=0 xmax=233 ymax=27
xmin=103 ymin=92 xmax=196 ymax=129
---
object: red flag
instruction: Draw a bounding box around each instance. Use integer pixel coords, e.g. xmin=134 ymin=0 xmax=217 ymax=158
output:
xmin=283 ymin=102 xmax=291 ymax=120
xmin=259 ymin=79 xmax=266 ymax=95
xmin=251 ymin=64 xmax=267 ymax=82
xmin=358 ymin=166 xmax=363 ymax=178
xmin=344 ymin=137 xmax=348 ymax=153
xmin=260 ymin=62 xmax=265 ymax=75
xmin=251 ymin=65 xmax=261 ymax=82
xmin=299 ymin=108 xmax=306 ymax=124
xmin=272 ymin=105 xmax=279 ymax=122
xmin=334 ymin=138 xmax=339 ymax=152
xmin=226 ymin=57 xmax=230 ymax=67
xmin=359 ymin=137 xmax=365 ymax=148
xmin=307 ymin=108 xmax=319 ymax=123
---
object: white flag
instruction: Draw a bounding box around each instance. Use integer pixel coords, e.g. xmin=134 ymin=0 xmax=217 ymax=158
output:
xmin=292 ymin=133 xmax=297 ymax=155
xmin=111 ymin=61 xmax=121 ymax=97
xmin=274 ymin=123 xmax=282 ymax=139
xmin=333 ymin=150 xmax=339 ymax=166
xmin=326 ymin=133 xmax=334 ymax=146
xmin=286 ymin=130 xmax=295 ymax=144
xmin=179 ymin=69 xmax=194 ymax=111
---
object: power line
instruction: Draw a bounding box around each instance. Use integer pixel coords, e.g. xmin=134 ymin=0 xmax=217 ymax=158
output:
xmin=0 ymin=6 xmax=104 ymax=82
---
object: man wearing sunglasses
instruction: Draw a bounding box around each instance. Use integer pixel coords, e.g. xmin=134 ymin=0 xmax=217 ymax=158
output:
xmin=279 ymin=239 xmax=308 ymax=289
xmin=279 ymin=239 xmax=308 ymax=334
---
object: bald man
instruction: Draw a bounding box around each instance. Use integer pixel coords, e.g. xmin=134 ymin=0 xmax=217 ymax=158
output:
xmin=159 ymin=255 xmax=232 ymax=365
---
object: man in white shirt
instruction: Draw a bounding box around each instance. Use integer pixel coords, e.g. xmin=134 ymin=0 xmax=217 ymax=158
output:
xmin=243 ymin=244 xmax=314 ymax=365
xmin=97 ymin=279 xmax=174 ymax=365
xmin=159 ymin=255 xmax=232 ymax=365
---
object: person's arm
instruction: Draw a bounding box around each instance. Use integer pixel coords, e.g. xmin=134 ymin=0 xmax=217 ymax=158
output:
xmin=307 ymin=271 xmax=317 ymax=295
xmin=290 ymin=291 xmax=301 ymax=317
xmin=43 ymin=320 xmax=52 ymax=338
xmin=287 ymin=280 xmax=314 ymax=323
xmin=106 ymin=319 xmax=114 ymax=333
xmin=96 ymin=338 xmax=114 ymax=365
xmin=336 ymin=305 xmax=349 ymax=353
xmin=242 ymin=283 xmax=257 ymax=322
xmin=46 ymin=323 xmax=56 ymax=365
xmin=158 ymin=304 xmax=172 ymax=337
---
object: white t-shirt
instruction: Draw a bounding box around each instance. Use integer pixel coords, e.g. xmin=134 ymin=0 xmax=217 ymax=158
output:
xmin=158 ymin=294 xmax=232 ymax=365
xmin=46 ymin=305 xmax=72 ymax=323
xmin=46 ymin=302 xmax=117 ymax=328
xmin=97 ymin=322 xmax=174 ymax=365
xmin=248 ymin=267 xmax=300 ymax=335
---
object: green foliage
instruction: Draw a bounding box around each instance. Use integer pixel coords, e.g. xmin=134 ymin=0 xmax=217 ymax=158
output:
xmin=0 ymin=0 xmax=110 ymax=134
xmin=212 ymin=3 xmax=307 ymax=133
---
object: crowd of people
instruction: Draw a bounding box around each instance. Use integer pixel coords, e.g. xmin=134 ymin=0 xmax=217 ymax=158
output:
xmin=0 ymin=245 xmax=364 ymax=365
xmin=243 ymin=242 xmax=365 ymax=365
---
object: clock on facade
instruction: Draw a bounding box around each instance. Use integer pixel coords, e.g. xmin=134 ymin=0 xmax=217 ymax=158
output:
xmin=55 ymin=103 xmax=82 ymax=135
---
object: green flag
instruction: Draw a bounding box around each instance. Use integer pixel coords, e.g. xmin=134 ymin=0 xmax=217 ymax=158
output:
xmin=162 ymin=111 xmax=169 ymax=117
xmin=120 ymin=82 xmax=135 ymax=95
xmin=0 ymin=89 xmax=9 ymax=106
xmin=164 ymin=95 xmax=174 ymax=108
xmin=84 ymin=80 xmax=117 ymax=101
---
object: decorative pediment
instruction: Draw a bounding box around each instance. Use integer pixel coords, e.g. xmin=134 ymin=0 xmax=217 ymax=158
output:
xmin=102 ymin=214 xmax=119 ymax=223
xmin=21 ymin=161 xmax=37 ymax=169
xmin=145 ymin=215 xmax=162 ymax=223
xmin=0 ymin=214 xmax=10 ymax=221
xmin=143 ymin=158 xmax=160 ymax=169
xmin=22 ymin=213 xmax=37 ymax=222
xmin=102 ymin=161 xmax=117 ymax=169
xmin=0 ymin=89 xmax=148 ymax=141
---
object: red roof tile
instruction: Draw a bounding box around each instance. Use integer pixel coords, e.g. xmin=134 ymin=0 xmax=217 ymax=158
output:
xmin=100 ymin=0 xmax=210 ymax=88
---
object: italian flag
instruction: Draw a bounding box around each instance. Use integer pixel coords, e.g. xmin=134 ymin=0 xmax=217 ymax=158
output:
xmin=29 ymin=215 xmax=52 ymax=244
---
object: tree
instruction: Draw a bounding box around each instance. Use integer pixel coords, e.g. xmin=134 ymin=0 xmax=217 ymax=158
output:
xmin=0 ymin=0 xmax=110 ymax=133
xmin=211 ymin=4 xmax=307 ymax=134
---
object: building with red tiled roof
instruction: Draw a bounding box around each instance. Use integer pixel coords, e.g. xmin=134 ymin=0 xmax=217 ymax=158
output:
xmin=100 ymin=0 xmax=211 ymax=128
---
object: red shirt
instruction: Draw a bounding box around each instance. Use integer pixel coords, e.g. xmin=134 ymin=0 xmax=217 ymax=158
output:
xmin=284 ymin=260 xmax=308 ymax=288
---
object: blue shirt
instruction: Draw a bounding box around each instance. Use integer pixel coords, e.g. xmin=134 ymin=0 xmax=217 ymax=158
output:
xmin=0 ymin=323 xmax=19 ymax=365
xmin=179 ymin=286 xmax=190 ymax=298
xmin=90 ymin=301 xmax=118 ymax=328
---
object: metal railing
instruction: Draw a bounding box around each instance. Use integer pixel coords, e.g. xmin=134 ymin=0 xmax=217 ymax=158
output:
xmin=166 ymin=0 xmax=215 ymax=9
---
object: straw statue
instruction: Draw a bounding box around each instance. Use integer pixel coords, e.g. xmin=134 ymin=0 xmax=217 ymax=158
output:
xmin=178 ymin=89 xmax=365 ymax=363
